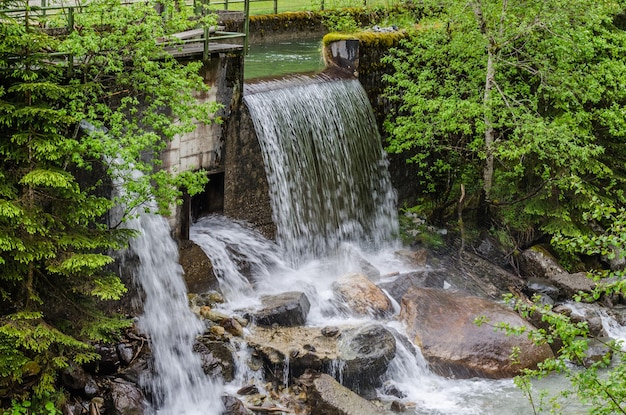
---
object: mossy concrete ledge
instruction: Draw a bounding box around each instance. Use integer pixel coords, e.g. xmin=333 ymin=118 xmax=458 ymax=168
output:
xmin=322 ymin=31 xmax=406 ymax=77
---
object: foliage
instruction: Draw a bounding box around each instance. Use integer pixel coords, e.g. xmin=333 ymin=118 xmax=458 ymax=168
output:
xmin=382 ymin=0 xmax=626 ymax=243
xmin=0 ymin=0 xmax=217 ymax=408
xmin=322 ymin=8 xmax=364 ymax=32
xmin=487 ymin=293 xmax=626 ymax=415
xmin=475 ymin=201 xmax=626 ymax=413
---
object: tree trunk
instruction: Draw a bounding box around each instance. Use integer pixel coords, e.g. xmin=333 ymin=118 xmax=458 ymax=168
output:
xmin=472 ymin=0 xmax=496 ymax=211
xmin=482 ymin=49 xmax=495 ymax=201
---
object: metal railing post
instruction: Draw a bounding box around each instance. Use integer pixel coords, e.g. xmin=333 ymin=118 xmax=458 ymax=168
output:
xmin=273 ymin=0 xmax=277 ymax=14
xmin=68 ymin=7 xmax=74 ymax=77
xmin=203 ymin=25 xmax=209 ymax=61
xmin=224 ymin=0 xmax=228 ymax=10
xmin=243 ymin=0 xmax=249 ymax=55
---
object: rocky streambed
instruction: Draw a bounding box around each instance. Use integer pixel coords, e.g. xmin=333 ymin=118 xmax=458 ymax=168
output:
xmin=57 ymin=230 xmax=625 ymax=415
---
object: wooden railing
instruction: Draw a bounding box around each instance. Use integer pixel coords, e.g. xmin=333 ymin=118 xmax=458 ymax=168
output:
xmin=0 ymin=0 xmax=251 ymax=61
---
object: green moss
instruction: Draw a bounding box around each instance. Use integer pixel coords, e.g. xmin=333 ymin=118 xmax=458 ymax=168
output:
xmin=322 ymin=30 xmax=406 ymax=47
xmin=250 ymin=11 xmax=318 ymax=23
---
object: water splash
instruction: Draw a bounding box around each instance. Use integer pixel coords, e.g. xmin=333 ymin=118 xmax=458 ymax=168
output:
xmin=127 ymin=212 xmax=223 ymax=415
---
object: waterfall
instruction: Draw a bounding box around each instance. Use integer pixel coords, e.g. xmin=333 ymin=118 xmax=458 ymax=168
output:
xmin=127 ymin=211 xmax=223 ymax=415
xmin=244 ymin=74 xmax=398 ymax=264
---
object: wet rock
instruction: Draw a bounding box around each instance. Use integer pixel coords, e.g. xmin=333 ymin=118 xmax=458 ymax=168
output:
xmin=190 ymin=291 xmax=225 ymax=308
xmin=338 ymin=324 xmax=396 ymax=397
xmin=199 ymin=306 xmax=230 ymax=323
xmin=117 ymin=343 xmax=135 ymax=366
xmin=247 ymin=291 xmax=311 ymax=327
xmin=582 ymin=337 xmax=613 ymax=367
xmin=550 ymin=272 xmax=596 ymax=298
xmin=472 ymin=235 xmax=512 ymax=270
xmin=394 ymin=249 xmax=428 ymax=267
xmin=390 ymin=400 xmax=407 ymax=412
xmin=246 ymin=324 xmax=395 ymax=396
xmin=519 ymin=245 xmax=566 ymax=279
xmin=109 ymin=378 xmax=145 ymax=415
xmin=210 ymin=325 xmax=226 ymax=337
xmin=380 ymin=382 xmax=405 ymax=399
xmin=118 ymin=357 xmax=149 ymax=384
xmin=61 ymin=364 xmax=99 ymax=398
xmin=399 ymin=287 xmax=553 ymax=379
xmin=179 ymin=240 xmax=221 ymax=294
xmin=605 ymin=246 xmax=626 ymax=272
xmin=332 ymin=272 xmax=394 ymax=318
xmin=321 ymin=326 xmax=340 ymax=337
xmin=194 ymin=339 xmax=235 ymax=382
xmin=524 ymin=278 xmax=561 ymax=300
xmin=378 ymin=270 xmax=444 ymax=303
xmin=443 ymin=251 xmax=521 ymax=299
xmin=86 ymin=344 xmax=120 ymax=375
xmin=299 ymin=372 xmax=386 ymax=415
xmin=560 ymin=303 xmax=607 ymax=338
xmin=221 ymin=394 xmax=248 ymax=415
xmin=223 ymin=317 xmax=244 ymax=337
xmin=237 ymin=384 xmax=259 ymax=395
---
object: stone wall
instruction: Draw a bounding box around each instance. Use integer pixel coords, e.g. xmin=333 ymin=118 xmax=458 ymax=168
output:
xmin=222 ymin=93 xmax=276 ymax=239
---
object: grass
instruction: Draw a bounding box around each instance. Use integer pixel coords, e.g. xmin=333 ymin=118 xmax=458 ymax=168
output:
xmin=206 ymin=0 xmax=400 ymax=16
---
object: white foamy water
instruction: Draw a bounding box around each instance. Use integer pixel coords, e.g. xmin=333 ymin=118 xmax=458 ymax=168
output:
xmin=127 ymin=212 xmax=223 ymax=415
xmin=190 ymin=214 xmax=592 ymax=414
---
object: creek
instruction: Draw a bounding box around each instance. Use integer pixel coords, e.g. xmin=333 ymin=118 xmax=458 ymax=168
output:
xmin=127 ymin=57 xmax=625 ymax=415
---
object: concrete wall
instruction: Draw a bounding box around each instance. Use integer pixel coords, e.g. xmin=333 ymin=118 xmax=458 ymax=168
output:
xmin=164 ymin=51 xmax=245 ymax=238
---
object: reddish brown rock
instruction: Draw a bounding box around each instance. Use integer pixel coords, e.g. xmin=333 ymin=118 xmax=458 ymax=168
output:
xmin=333 ymin=272 xmax=393 ymax=317
xmin=399 ymin=287 xmax=553 ymax=379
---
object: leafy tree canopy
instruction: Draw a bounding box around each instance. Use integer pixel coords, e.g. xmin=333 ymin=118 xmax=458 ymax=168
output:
xmin=384 ymin=0 xmax=626 ymax=247
xmin=0 ymin=0 xmax=217 ymax=407
xmin=384 ymin=1 xmax=626 ymax=412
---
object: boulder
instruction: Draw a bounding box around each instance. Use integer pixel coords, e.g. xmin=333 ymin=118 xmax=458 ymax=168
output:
xmin=581 ymin=337 xmax=613 ymax=367
xmin=109 ymin=378 xmax=145 ymax=415
xmin=247 ymin=291 xmax=310 ymax=327
xmin=524 ymin=278 xmax=561 ymax=301
xmin=116 ymin=343 xmax=135 ymax=366
xmin=61 ymin=363 xmax=99 ymax=398
xmin=378 ymin=270 xmax=445 ymax=303
xmin=332 ymin=272 xmax=394 ymax=317
xmin=245 ymin=324 xmax=396 ymax=395
xmin=85 ymin=344 xmax=120 ymax=375
xmin=179 ymin=240 xmax=221 ymax=294
xmin=519 ymin=245 xmax=566 ymax=279
xmin=221 ymin=394 xmax=249 ymax=415
xmin=337 ymin=324 xmax=396 ymax=397
xmin=550 ymin=272 xmax=596 ymax=298
xmin=399 ymin=287 xmax=553 ymax=379
xmin=394 ymin=249 xmax=428 ymax=268
xmin=299 ymin=372 xmax=387 ymax=415
xmin=194 ymin=339 xmax=235 ymax=382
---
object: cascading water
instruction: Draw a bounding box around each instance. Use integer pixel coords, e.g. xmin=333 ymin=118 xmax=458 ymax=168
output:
xmin=126 ymin=211 xmax=223 ymax=415
xmin=243 ymin=74 xmax=398 ymax=264
xmin=187 ymin=73 xmax=625 ymax=414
